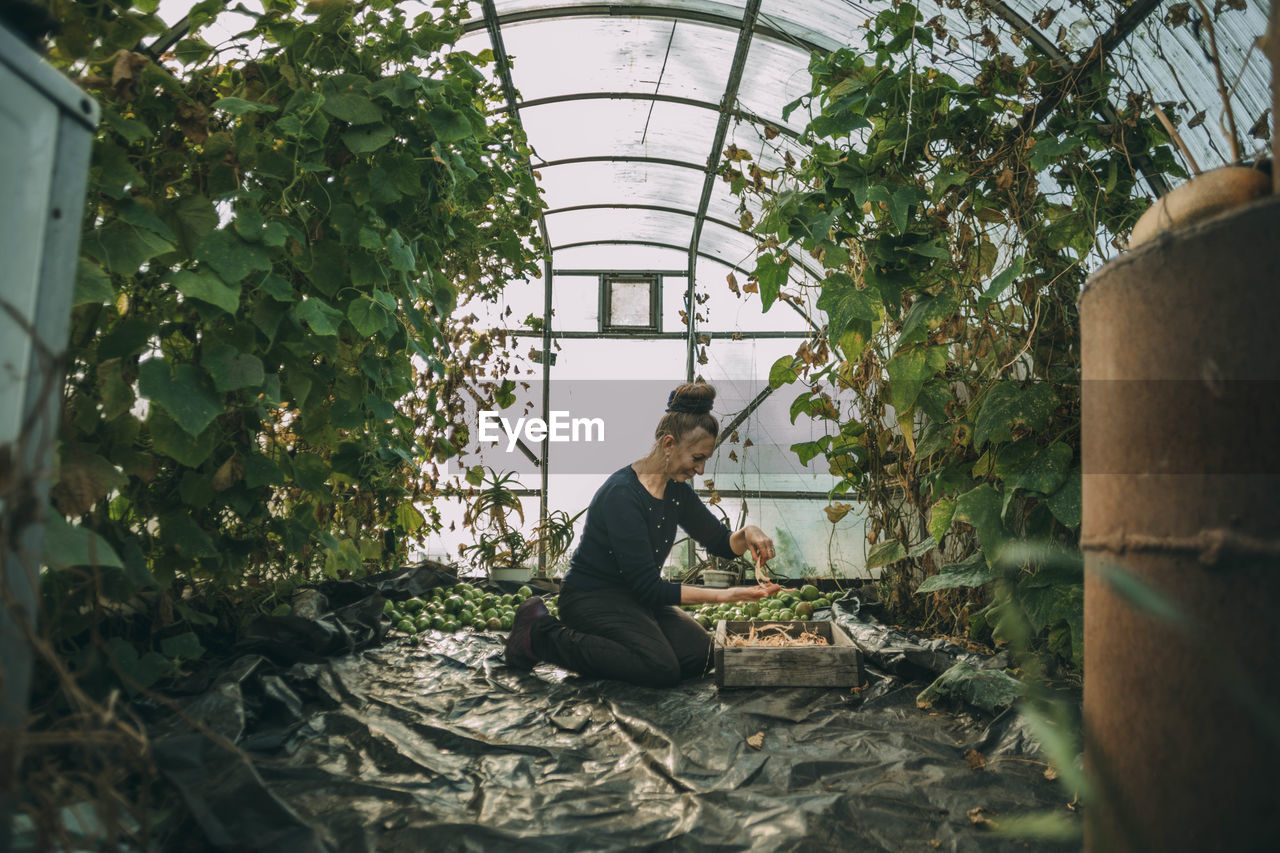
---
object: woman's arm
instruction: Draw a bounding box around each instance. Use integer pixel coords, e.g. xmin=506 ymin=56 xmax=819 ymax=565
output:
xmin=680 ymin=582 xmax=781 ymax=605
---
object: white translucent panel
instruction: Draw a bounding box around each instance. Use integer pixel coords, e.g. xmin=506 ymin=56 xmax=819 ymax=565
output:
xmin=549 ymin=274 xmax=598 ymax=331
xmin=550 ymin=338 xmax=688 ymax=380
xmin=756 ymin=0 xmax=862 ymax=53
xmin=735 ymin=35 xmax=815 ymax=130
xmin=538 ymin=160 xmax=704 ymax=211
xmin=607 ymin=276 xmax=657 ymax=327
xmin=693 ymin=253 xmax=815 ymax=335
xmin=705 ymin=170 xmax=764 ymax=228
xmin=156 ymin=0 xmax=263 ymax=41
xmin=461 ymin=276 xmax=545 ymax=334
xmin=723 ymin=497 xmax=872 ymax=578
xmin=486 ymin=0 xmax=750 ymax=24
xmin=500 ymin=18 xmax=735 ymax=103
xmin=699 ymin=220 xmax=821 ymax=281
xmin=521 ymin=99 xmax=718 ymax=164
xmin=1122 ymin=5 xmax=1273 ymax=176
xmin=546 ymin=207 xmax=694 ymax=251
xmin=725 ymin=118 xmax=808 ymax=173
xmin=552 ymin=243 xmax=688 ymax=270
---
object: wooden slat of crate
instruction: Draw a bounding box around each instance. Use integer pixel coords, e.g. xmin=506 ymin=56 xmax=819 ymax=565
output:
xmin=713 ymin=620 xmax=863 ymax=688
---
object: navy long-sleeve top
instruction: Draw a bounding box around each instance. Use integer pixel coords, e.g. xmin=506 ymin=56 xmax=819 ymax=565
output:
xmin=562 ymin=465 xmax=738 ymax=607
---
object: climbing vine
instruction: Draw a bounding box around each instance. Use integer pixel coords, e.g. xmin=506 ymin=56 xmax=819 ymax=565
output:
xmin=42 ymin=0 xmax=544 ymax=685
xmin=726 ymin=0 xmax=1188 ymax=670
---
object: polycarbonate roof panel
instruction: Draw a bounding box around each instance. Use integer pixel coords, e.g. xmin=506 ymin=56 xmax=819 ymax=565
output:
xmin=545 ymin=207 xmax=695 ymax=250
xmin=549 ymin=274 xmax=600 ymax=331
xmin=696 ymin=252 xmax=814 ymax=329
xmin=735 ymin=25 xmax=821 ymax=129
xmin=520 ymin=99 xmax=718 ymax=164
xmin=725 ymin=118 xmax=808 ymax=172
xmin=499 ymin=17 xmax=736 ymax=103
xmin=482 ymin=0 xmax=750 ymax=26
xmin=1122 ymin=4 xmax=1273 ymax=174
xmin=537 ymin=160 xmax=705 ymax=212
xmin=552 ymin=243 xmax=689 ymax=270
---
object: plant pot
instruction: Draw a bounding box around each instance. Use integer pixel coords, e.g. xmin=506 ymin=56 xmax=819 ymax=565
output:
xmin=1128 ymin=164 xmax=1271 ymax=250
xmin=489 ymin=565 xmax=533 ymax=583
xmin=701 ymin=569 xmax=735 ymax=588
xmin=1080 ymin=194 xmax=1280 ymax=851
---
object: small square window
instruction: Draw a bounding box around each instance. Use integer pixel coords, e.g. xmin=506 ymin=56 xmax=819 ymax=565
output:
xmin=601 ymin=274 xmax=660 ymax=333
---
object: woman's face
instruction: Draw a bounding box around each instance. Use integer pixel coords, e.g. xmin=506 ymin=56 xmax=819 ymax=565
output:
xmin=665 ymin=429 xmax=716 ymax=482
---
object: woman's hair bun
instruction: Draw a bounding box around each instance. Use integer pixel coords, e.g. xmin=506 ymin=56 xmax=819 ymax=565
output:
xmin=666 ymin=382 xmax=715 ymax=415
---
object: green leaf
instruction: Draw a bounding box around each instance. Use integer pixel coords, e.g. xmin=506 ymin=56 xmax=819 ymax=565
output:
xmin=212 ymin=96 xmax=279 ymax=115
xmin=979 ymin=256 xmax=1023 ymax=309
xmin=74 ymin=259 xmax=115 ymax=305
xmin=195 ymin=229 xmax=272 ymax=284
xmin=322 ymin=92 xmax=383 ymax=125
xmin=997 ymin=441 xmax=1072 ymax=494
xmin=928 ymin=496 xmax=957 ymax=543
xmin=160 ymin=512 xmax=217 ymax=558
xmin=768 ymin=356 xmax=799 ymax=389
xmin=1029 ymin=135 xmax=1083 ymax=171
xmin=916 ymin=660 xmax=1023 ymax=716
xmin=257 ymin=273 xmax=295 ymax=302
xmin=170 ymin=267 xmax=241 ymax=315
xmin=954 ymin=484 xmax=1008 ymax=568
xmin=242 ymin=452 xmax=286 ymax=488
xmin=44 ymin=511 xmax=124 ymax=569
xmin=916 ymin=551 xmax=997 ymax=592
xmin=347 ymin=296 xmax=392 ymax=337
xmin=887 ymin=347 xmax=930 ymax=412
xmin=974 ymin=382 xmax=1058 ymax=448
xmin=754 ymin=252 xmax=791 ymax=311
xmin=1047 ymin=467 xmax=1082 ymax=529
xmin=118 ymin=198 xmax=177 ymax=242
xmin=386 ymin=230 xmax=415 ymax=271
xmin=789 ymin=439 xmax=829 ymax=466
xmin=897 ymin=292 xmax=957 ymax=348
xmin=395 ymin=502 xmax=425 ymax=533
xmin=138 ymin=359 xmax=223 ymax=437
xmin=106 ymin=637 xmax=170 ymax=691
xmin=343 ymin=123 xmax=395 ymax=154
xmin=82 ymin=222 xmax=175 ymax=276
xmin=866 ymin=537 xmax=906 ymax=569
xmin=816 ymin=273 xmax=880 ymax=340
xmin=292 ymin=453 xmax=330 ymax=493
xmin=160 ymin=632 xmax=205 ymax=661
xmin=148 ymin=409 xmax=218 ymax=467
xmin=294 ymin=297 xmax=344 ymax=335
xmin=427 ymin=105 xmax=473 ymax=142
xmin=201 ymin=344 xmax=264 ymax=392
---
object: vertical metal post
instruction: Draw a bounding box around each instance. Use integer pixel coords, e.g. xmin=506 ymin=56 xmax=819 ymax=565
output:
xmin=0 ymin=24 xmax=99 ymax=847
xmin=538 ymin=256 xmax=552 ymax=575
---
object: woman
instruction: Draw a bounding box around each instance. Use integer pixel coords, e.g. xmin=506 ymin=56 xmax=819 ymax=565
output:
xmin=504 ymin=382 xmax=782 ymax=686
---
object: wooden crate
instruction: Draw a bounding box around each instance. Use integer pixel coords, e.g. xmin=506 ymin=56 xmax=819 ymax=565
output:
xmin=714 ymin=620 xmax=863 ymax=688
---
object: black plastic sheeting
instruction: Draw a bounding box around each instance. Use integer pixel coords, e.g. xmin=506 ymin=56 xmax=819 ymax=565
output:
xmin=134 ymin=567 xmax=1077 ymax=851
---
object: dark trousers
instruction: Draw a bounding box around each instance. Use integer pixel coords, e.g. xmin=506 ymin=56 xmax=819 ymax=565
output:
xmin=531 ymin=585 xmax=713 ymax=687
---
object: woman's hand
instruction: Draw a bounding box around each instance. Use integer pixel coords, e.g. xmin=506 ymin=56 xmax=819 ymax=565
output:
xmin=731 ymin=525 xmax=775 ymax=569
xmin=727 ymin=582 xmax=782 ymax=602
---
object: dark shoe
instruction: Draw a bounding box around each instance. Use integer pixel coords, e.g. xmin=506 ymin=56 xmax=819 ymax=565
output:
xmin=504 ymin=596 xmax=549 ymax=669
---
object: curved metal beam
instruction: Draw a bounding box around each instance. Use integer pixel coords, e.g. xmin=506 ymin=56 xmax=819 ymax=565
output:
xmin=551 ymin=239 xmax=753 ymax=276
xmin=459 ymin=3 xmax=833 ymax=54
xmin=503 ymin=91 xmax=799 ymax=139
xmin=534 ymin=154 xmax=709 ymax=172
xmin=543 ymin=203 xmax=825 ymax=281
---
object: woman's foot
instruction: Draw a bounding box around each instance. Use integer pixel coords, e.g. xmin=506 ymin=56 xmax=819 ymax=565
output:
xmin=504 ymin=596 xmax=549 ymax=669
